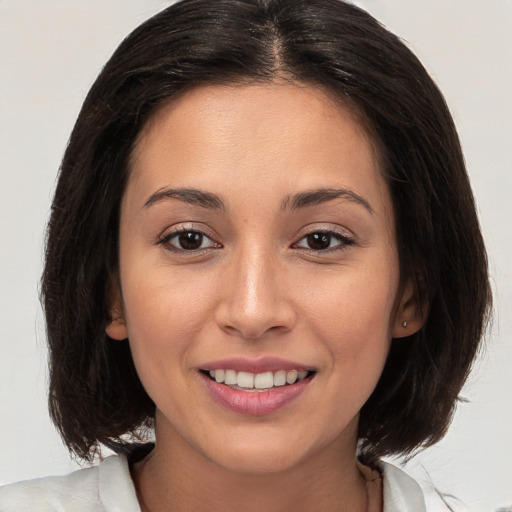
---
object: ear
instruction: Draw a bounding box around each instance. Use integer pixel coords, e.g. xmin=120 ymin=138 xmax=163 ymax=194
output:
xmin=392 ymin=279 xmax=429 ymax=339
xmin=105 ymin=287 xmax=128 ymax=341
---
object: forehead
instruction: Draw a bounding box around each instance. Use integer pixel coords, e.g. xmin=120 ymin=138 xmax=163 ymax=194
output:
xmin=134 ymin=82 xmax=373 ymax=159
xmin=127 ymin=82 xmax=391 ymax=221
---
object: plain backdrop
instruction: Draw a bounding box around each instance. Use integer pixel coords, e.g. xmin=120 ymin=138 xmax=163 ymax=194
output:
xmin=0 ymin=1 xmax=510 ymax=511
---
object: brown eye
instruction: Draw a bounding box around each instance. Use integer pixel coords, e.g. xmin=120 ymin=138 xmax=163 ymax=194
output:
xmin=306 ymin=232 xmax=332 ymax=250
xmin=294 ymin=231 xmax=354 ymax=252
xmin=161 ymin=230 xmax=220 ymax=251
xmin=177 ymin=231 xmax=204 ymax=250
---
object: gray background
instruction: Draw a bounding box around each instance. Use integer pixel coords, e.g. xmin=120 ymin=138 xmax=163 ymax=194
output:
xmin=1 ymin=1 xmax=510 ymax=510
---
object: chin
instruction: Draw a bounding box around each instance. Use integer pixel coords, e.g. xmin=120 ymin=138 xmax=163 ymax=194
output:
xmin=199 ymin=426 xmax=339 ymax=476
xmin=210 ymin=444 xmax=306 ymax=475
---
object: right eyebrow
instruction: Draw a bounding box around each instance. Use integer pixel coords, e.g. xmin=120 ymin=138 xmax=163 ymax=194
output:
xmin=143 ymin=187 xmax=226 ymax=211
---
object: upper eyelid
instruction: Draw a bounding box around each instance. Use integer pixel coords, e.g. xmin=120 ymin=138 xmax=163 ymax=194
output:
xmin=158 ymin=229 xmax=221 ymax=253
xmin=160 ymin=229 xmax=215 ymax=243
xmin=158 ymin=222 xmax=217 ymax=241
xmin=294 ymin=230 xmax=354 ymax=245
xmin=156 ymin=223 xmax=356 ymax=246
xmin=291 ymin=226 xmax=358 ymax=252
xmin=294 ymin=224 xmax=356 ymax=240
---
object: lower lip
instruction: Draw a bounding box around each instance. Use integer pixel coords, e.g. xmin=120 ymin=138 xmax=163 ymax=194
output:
xmin=200 ymin=373 xmax=312 ymax=416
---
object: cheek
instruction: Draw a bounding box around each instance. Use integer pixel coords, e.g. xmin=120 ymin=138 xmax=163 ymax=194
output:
xmin=309 ymin=288 xmax=395 ymax=425
xmin=299 ymin=259 xmax=398 ymax=381
xmin=119 ymin=263 xmax=226 ymax=390
xmin=303 ymin=267 xmax=397 ymax=339
xmin=122 ymin=262 xmax=209 ymax=338
xmin=120 ymin=274 xmax=201 ymax=384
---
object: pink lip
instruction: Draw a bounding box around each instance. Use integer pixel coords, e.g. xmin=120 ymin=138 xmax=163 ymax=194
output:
xmin=200 ymin=356 xmax=314 ymax=374
xmin=200 ymin=372 xmax=313 ymax=416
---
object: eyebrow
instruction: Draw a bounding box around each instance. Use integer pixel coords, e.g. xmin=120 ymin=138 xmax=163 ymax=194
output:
xmin=143 ymin=186 xmax=373 ymax=215
xmin=281 ymin=188 xmax=374 ymax=214
xmin=143 ymin=187 xmax=225 ymax=211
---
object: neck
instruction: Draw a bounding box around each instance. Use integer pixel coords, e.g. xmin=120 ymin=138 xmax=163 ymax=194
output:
xmin=132 ymin=416 xmax=369 ymax=512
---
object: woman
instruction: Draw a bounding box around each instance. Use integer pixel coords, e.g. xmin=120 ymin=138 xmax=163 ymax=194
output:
xmin=0 ymin=0 xmax=491 ymax=510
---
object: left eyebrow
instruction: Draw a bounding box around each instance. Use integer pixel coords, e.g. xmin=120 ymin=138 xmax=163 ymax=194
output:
xmin=143 ymin=187 xmax=226 ymax=211
xmin=281 ymin=188 xmax=374 ymax=215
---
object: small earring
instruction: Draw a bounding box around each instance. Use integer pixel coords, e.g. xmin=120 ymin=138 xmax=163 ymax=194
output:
xmin=402 ymin=321 xmax=408 ymax=328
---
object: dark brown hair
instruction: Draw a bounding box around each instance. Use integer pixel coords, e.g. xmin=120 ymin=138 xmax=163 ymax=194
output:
xmin=42 ymin=0 xmax=491 ymax=462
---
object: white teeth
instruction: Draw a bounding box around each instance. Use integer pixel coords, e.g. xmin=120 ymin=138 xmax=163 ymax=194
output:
xmin=286 ymin=370 xmax=298 ymax=384
xmin=297 ymin=371 xmax=308 ymax=381
xmin=224 ymin=369 xmax=237 ymax=385
xmin=237 ymin=371 xmax=255 ymax=389
xmin=206 ymin=368 xmax=312 ymax=390
xmin=254 ymin=371 xmax=274 ymax=389
xmin=273 ymin=370 xmax=287 ymax=387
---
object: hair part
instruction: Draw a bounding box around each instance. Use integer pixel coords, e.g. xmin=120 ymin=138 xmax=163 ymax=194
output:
xmin=42 ymin=0 xmax=491 ymax=462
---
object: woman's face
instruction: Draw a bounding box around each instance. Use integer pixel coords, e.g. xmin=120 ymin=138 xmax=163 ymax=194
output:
xmin=108 ymin=83 xmax=415 ymax=473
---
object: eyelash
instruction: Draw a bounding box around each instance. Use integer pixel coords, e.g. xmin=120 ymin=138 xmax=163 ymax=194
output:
xmin=293 ymin=231 xmax=356 ymax=253
xmin=158 ymin=229 xmax=221 ymax=252
xmin=158 ymin=228 xmax=355 ymax=254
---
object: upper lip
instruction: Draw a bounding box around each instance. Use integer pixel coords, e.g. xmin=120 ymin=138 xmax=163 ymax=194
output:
xmin=200 ymin=356 xmax=315 ymax=374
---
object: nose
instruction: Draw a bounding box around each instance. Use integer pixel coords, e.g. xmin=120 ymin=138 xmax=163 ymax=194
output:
xmin=214 ymin=246 xmax=297 ymax=340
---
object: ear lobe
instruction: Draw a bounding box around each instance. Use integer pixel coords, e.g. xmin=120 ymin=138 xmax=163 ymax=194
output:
xmin=105 ymin=296 xmax=128 ymax=341
xmin=392 ymin=280 xmax=429 ymax=339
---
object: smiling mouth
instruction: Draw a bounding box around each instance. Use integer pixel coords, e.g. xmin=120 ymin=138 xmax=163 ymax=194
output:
xmin=201 ymin=369 xmax=316 ymax=392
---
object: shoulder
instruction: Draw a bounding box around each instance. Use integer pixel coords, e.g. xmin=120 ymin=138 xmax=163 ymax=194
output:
xmin=0 ymin=455 xmax=141 ymax=512
xmin=380 ymin=461 xmax=469 ymax=512
xmin=0 ymin=463 xmax=101 ymax=512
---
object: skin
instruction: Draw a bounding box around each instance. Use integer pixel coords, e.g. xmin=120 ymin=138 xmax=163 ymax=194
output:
xmin=107 ymin=82 xmax=424 ymax=512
